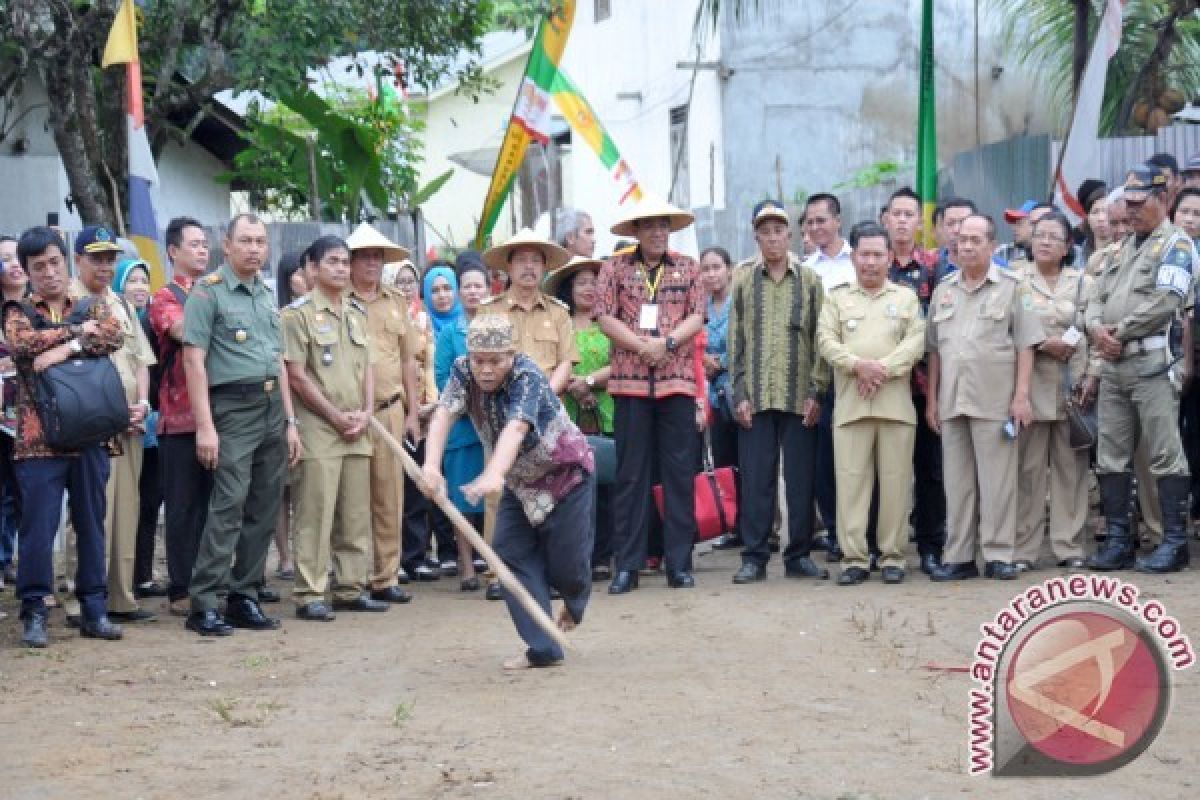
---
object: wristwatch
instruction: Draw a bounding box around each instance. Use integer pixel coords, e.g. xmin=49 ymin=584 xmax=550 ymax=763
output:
xmin=585 ymin=374 xmax=595 ymax=388
xmin=665 ymin=335 xmax=678 ymax=353
xmin=68 ymin=338 xmax=83 ymax=354
xmin=285 ymin=416 xmax=300 ymax=427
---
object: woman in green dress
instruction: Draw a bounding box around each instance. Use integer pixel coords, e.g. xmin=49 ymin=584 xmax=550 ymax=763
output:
xmin=546 ymin=256 xmax=614 ymax=579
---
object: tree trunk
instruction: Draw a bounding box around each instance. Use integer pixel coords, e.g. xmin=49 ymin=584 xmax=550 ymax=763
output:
xmin=1116 ymin=0 xmax=1200 ymax=131
xmin=41 ymin=59 xmax=112 ymax=226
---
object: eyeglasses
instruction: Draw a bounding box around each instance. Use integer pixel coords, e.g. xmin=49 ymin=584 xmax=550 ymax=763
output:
xmin=1032 ymin=232 xmax=1066 ymax=243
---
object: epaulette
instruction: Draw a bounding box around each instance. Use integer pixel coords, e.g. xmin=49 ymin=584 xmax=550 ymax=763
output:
xmin=204 ymin=273 xmax=222 ymax=285
xmin=943 ymin=270 xmax=962 ymax=284
xmin=480 ymin=295 xmax=500 ymax=305
xmin=286 ymin=296 xmax=310 ymax=310
xmin=996 ymin=266 xmax=1020 ymax=280
xmin=348 ymin=298 xmax=367 ymax=314
xmin=547 ymin=294 xmax=569 ymax=311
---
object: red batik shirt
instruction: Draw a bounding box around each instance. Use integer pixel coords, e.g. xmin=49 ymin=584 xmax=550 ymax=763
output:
xmin=594 ymin=248 xmax=704 ymax=399
xmin=149 ymin=275 xmax=197 ymax=434
xmin=3 ymin=293 xmax=124 ymax=459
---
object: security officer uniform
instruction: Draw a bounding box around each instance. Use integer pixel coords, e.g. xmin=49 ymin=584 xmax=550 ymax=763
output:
xmin=282 ymin=288 xmax=378 ymax=611
xmin=349 ymin=282 xmax=418 ymax=597
xmin=817 ymin=281 xmax=926 ymax=581
xmin=1015 ymin=264 xmax=1091 ymax=567
xmin=926 ymin=265 xmax=1044 ymax=576
xmin=1085 ymin=165 xmax=1198 ymax=572
xmin=183 ymin=263 xmax=288 ymax=614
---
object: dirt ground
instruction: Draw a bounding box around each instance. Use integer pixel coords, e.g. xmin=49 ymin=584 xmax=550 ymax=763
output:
xmin=1 ymin=539 xmax=1197 ymax=800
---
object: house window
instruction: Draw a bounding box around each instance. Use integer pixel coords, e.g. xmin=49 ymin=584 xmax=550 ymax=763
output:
xmin=594 ymin=0 xmax=611 ymax=22
xmin=669 ymin=104 xmax=690 ymax=208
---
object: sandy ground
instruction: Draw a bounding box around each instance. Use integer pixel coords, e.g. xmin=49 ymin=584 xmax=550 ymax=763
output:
xmin=1 ymin=539 xmax=1197 ymax=800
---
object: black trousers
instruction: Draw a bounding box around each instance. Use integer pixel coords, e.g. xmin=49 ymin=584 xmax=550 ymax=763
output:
xmin=910 ymin=392 xmax=946 ymax=556
xmin=612 ymin=395 xmax=698 ymax=574
xmin=814 ymin=389 xmax=838 ymax=544
xmin=401 ymin=440 xmax=434 ymax=569
xmin=134 ymin=445 xmax=163 ymax=586
xmin=1182 ymin=377 xmax=1200 ymax=512
xmin=738 ymin=410 xmax=817 ymax=566
xmin=159 ymin=433 xmax=213 ymax=602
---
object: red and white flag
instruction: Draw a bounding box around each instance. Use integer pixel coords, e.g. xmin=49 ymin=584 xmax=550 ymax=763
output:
xmin=1054 ymin=0 xmax=1124 ymax=224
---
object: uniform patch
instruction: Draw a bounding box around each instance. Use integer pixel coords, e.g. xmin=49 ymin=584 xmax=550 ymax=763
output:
xmin=1158 ymin=238 xmax=1195 ymax=297
xmin=204 ymin=274 xmax=222 ymax=285
xmin=1021 ymin=292 xmax=1034 ymax=311
xmin=287 ymin=296 xmax=310 ymax=309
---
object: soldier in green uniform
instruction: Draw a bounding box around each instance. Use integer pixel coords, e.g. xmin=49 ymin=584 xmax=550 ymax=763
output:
xmin=1084 ymin=163 xmax=1199 ymax=573
xmin=182 ymin=213 xmax=303 ymax=636
xmin=283 ymin=235 xmax=388 ymax=620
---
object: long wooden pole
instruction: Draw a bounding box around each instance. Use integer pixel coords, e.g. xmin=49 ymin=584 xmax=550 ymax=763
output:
xmin=369 ymin=417 xmax=569 ymax=652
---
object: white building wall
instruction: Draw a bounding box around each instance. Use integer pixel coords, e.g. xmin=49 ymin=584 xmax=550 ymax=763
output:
xmin=156 ymin=139 xmax=233 ymax=227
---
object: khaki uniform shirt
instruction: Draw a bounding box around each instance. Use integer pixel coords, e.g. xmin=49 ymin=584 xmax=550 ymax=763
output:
xmin=480 ymin=290 xmax=578 ymax=376
xmin=927 ymin=265 xmax=1045 ymax=421
xmin=183 ymin=264 xmax=282 ymax=386
xmin=282 ymin=288 xmax=373 ymax=458
xmin=1025 ymin=265 xmax=1091 ymax=421
xmin=817 ymin=281 xmax=925 ymax=426
xmin=349 ymin=284 xmax=417 ymax=410
xmin=1085 ymin=221 xmax=1197 ymax=350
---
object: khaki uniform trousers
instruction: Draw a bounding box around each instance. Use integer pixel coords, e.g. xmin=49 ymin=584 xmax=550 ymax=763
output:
xmin=1135 ymin=441 xmax=1163 ymax=540
xmin=942 ymin=415 xmax=1017 ymax=564
xmin=833 ymin=418 xmax=914 ymax=570
xmin=368 ymin=402 xmax=406 ymax=591
xmin=293 ymin=454 xmax=371 ymax=604
xmin=57 ymin=432 xmax=143 ymax=615
xmin=1015 ymin=420 xmax=1087 ymax=564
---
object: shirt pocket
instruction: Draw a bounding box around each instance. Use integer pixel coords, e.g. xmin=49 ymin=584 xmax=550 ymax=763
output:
xmin=216 ymin=312 xmax=252 ymax=344
xmin=840 ymin=307 xmax=866 ymax=338
xmin=891 ymin=308 xmax=915 ymax=341
xmin=530 ymin=324 xmax=561 ymax=369
xmin=980 ymin=301 xmax=1016 ymax=361
xmin=931 ymin=304 xmax=956 ymax=343
xmin=312 ymin=325 xmax=339 ymax=368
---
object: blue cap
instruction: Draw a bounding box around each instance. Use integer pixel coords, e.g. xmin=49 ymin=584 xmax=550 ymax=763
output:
xmin=751 ymin=199 xmax=790 ymax=228
xmin=1182 ymin=153 xmax=1200 ymax=175
xmin=75 ymin=225 xmax=122 ymax=255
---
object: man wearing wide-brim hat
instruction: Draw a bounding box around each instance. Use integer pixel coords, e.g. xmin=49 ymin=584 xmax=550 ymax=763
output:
xmin=347 ymin=223 xmax=419 ymax=605
xmin=594 ymin=194 xmax=706 ymax=593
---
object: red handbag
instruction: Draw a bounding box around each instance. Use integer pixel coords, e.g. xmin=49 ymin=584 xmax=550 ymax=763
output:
xmin=653 ymin=431 xmax=738 ymax=542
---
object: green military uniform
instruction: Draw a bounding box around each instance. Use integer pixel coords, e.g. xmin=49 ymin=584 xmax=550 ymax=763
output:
xmin=282 ymin=288 xmax=374 ymax=605
xmin=817 ymin=282 xmax=925 ymax=574
xmin=183 ymin=263 xmax=287 ymax=612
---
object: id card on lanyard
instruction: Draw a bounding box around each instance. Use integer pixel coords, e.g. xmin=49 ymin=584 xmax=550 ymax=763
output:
xmin=639 ymin=262 xmax=664 ymax=332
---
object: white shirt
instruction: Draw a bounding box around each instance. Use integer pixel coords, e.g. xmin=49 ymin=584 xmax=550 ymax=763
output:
xmin=804 ymin=239 xmax=855 ymax=295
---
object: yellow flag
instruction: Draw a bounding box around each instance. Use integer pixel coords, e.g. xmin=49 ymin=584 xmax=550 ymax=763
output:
xmin=102 ymin=0 xmax=138 ymax=68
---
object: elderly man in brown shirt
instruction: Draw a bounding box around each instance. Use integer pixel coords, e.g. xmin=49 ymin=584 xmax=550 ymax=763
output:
xmin=926 ymin=214 xmax=1045 ymax=581
xmin=347 ymin=223 xmax=419 ymax=604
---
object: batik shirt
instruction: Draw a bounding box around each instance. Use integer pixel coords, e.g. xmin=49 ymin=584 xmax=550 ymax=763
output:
xmin=439 ymin=353 xmax=594 ymax=525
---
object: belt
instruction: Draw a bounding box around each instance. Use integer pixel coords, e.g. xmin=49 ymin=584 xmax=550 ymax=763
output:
xmin=1122 ymin=335 xmax=1168 ymax=356
xmin=376 ymin=392 xmax=404 ymax=412
xmin=211 ymin=378 xmax=278 ymax=396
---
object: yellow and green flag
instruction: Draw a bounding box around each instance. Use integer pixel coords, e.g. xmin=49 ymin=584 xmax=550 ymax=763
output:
xmin=550 ymin=70 xmax=643 ymax=205
xmin=916 ymin=0 xmax=937 ymax=247
xmin=474 ymin=0 xmax=577 ymax=248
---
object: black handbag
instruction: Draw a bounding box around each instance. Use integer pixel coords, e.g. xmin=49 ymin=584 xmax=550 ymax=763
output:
xmin=20 ymin=298 xmax=130 ymax=450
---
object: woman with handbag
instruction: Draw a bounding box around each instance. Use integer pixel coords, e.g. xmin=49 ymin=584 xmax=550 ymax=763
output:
xmin=433 ymin=260 xmax=490 ymax=591
xmin=699 ymin=246 xmax=741 ymax=551
xmin=546 ymin=256 xmax=616 ymax=580
xmin=1014 ymin=211 xmax=1092 ymax=571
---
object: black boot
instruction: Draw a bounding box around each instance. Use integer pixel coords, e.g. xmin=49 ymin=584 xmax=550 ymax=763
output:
xmin=1087 ymin=473 xmax=1136 ymax=571
xmin=1136 ymin=475 xmax=1191 ymax=573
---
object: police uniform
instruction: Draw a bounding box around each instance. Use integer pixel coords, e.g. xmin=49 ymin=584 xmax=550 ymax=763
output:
xmin=349 ymin=284 xmax=418 ymax=594
xmin=816 ymin=282 xmax=926 ymax=576
xmin=183 ymin=263 xmax=288 ymax=613
xmin=926 ymin=265 xmax=1045 ymax=572
xmin=1015 ymin=264 xmax=1091 ymax=566
xmin=1084 ymin=165 xmax=1198 ymax=572
xmin=282 ymin=288 xmax=375 ymax=608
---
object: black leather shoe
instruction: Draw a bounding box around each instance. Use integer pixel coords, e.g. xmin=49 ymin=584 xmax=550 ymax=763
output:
xmin=332 ymin=594 xmax=390 ymax=612
xmin=108 ymin=608 xmax=157 ymax=623
xmin=919 ymin=552 xmax=942 ymax=576
xmin=405 ymin=562 xmax=441 ymax=582
xmin=80 ymin=615 xmax=123 ymax=640
xmin=591 ymin=564 xmax=612 ymax=582
xmin=186 ymin=609 xmax=234 ymax=636
xmin=667 ymin=571 xmax=695 ymax=588
xmin=295 ymin=601 xmax=336 ymax=621
xmin=837 ymin=566 xmax=869 ymax=586
xmin=460 ymin=576 xmax=481 ymax=592
xmin=784 ymin=557 xmax=830 ymax=580
xmin=1057 ymin=557 xmax=1086 ymax=569
xmin=881 ymin=566 xmax=906 ymax=584
xmin=224 ymin=595 xmax=281 ymax=630
xmin=711 ymin=533 xmax=743 ymax=551
xmin=370 ymin=586 xmax=414 ymax=604
xmin=258 ymin=586 xmax=282 ymax=604
xmin=134 ymin=581 xmax=168 ymax=598
xmin=395 ymin=569 xmax=411 ymax=585
xmin=732 ymin=562 xmax=767 ymax=584
xmin=485 ymin=581 xmax=504 ymax=601
xmin=21 ymin=610 xmax=49 ymax=648
xmin=930 ymin=561 xmax=980 ymax=582
xmin=811 ymin=534 xmax=832 ymax=552
xmin=826 ymin=544 xmax=844 ymax=563
xmin=65 ymin=613 xmax=82 ymax=629
xmin=1012 ymin=559 xmax=1035 ymax=574
xmin=607 ymin=571 xmax=639 ymax=594
xmin=984 ymin=561 xmax=1019 ymax=580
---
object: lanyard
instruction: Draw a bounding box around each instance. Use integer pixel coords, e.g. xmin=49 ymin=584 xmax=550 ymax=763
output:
xmin=641 ymin=262 xmax=664 ymax=300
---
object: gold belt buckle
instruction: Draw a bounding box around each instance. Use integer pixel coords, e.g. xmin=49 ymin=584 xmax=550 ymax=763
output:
xmin=264 ymin=379 xmax=276 ymax=392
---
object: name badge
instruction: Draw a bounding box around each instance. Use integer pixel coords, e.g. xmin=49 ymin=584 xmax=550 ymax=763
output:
xmin=639 ymin=304 xmax=659 ymax=331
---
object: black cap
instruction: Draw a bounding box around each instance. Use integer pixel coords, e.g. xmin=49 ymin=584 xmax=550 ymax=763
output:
xmin=74 ymin=225 xmax=123 ymax=255
xmin=1123 ymin=163 xmax=1169 ymax=201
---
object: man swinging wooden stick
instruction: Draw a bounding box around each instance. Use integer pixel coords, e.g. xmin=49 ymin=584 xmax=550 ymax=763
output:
xmin=420 ymin=314 xmax=595 ymax=669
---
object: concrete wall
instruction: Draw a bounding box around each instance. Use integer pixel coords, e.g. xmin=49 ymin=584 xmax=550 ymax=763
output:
xmin=156 ymin=139 xmax=233 ymax=228
xmin=713 ymin=0 xmax=1053 ymax=258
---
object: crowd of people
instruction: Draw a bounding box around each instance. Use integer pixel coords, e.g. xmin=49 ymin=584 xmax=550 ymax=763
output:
xmin=1 ymin=150 xmax=1198 ymax=669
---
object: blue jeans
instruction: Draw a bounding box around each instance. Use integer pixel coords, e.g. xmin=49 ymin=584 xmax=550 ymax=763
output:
xmin=14 ymin=447 xmax=111 ymax=618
